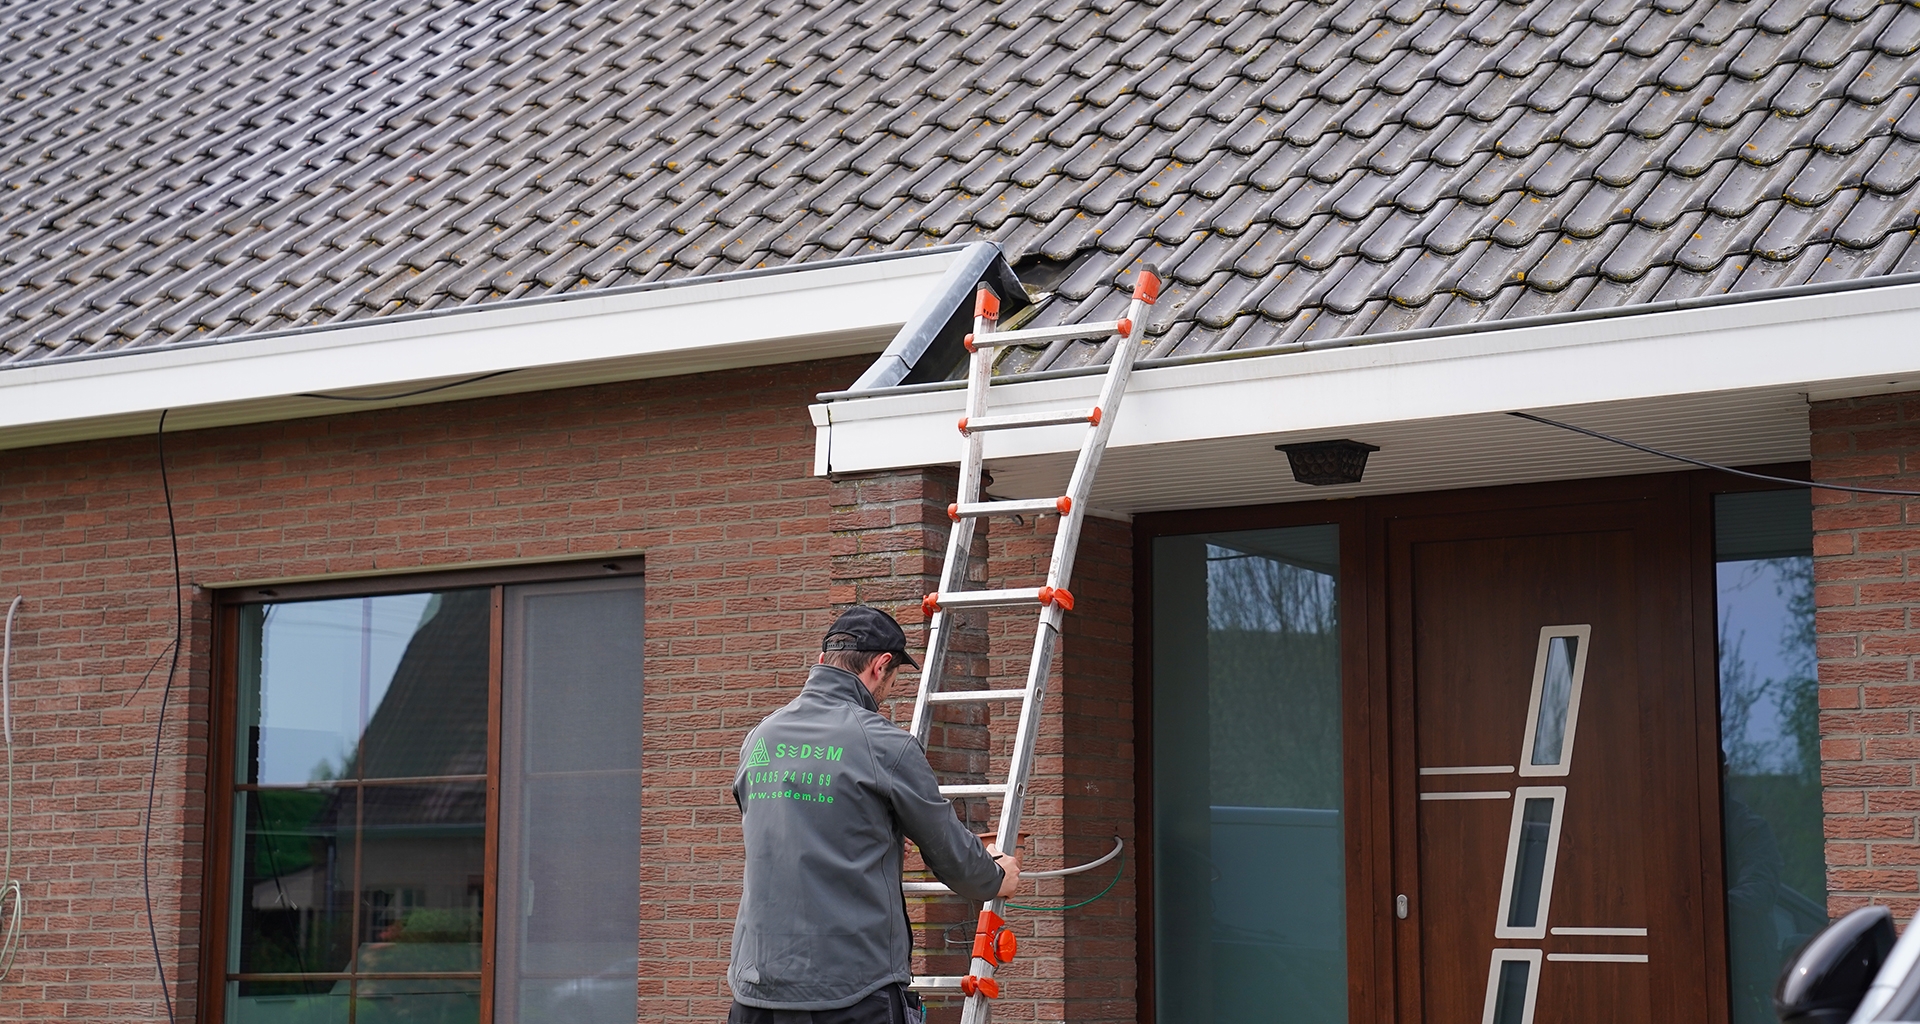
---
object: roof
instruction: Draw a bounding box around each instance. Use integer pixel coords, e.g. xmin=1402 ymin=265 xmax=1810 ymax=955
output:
xmin=1 ymin=0 xmax=1918 ymax=372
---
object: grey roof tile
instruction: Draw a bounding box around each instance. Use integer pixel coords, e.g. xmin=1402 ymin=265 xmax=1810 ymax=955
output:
xmin=1757 ymin=185 xmax=1860 ymax=255
xmin=1711 ymin=147 xmax=1816 ymax=214
xmin=1847 ymin=51 xmax=1910 ymax=105
xmin=1834 ymin=184 xmax=1920 ymax=244
xmin=0 ymin=0 xmax=1909 ymax=371
xmin=1878 ymin=5 xmax=1920 ymax=56
xmin=1531 ymin=220 xmax=1634 ymax=288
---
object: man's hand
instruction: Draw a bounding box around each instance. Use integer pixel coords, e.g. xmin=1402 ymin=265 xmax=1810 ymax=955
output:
xmin=986 ymin=843 xmax=1021 ymax=897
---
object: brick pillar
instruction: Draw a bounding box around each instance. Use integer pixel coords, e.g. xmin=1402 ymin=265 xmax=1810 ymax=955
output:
xmin=1057 ymin=515 xmax=1137 ymax=1023
xmin=1811 ymin=393 xmax=1920 ymax=919
xmin=981 ymin=512 xmax=1137 ymax=1024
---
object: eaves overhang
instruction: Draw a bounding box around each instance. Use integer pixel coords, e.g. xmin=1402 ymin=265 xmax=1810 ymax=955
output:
xmin=0 ymin=247 xmax=971 ymax=452
xmin=811 ymin=275 xmax=1920 ymax=512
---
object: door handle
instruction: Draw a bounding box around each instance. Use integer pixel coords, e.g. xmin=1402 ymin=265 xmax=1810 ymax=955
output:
xmin=1396 ymin=894 xmax=1409 ymax=919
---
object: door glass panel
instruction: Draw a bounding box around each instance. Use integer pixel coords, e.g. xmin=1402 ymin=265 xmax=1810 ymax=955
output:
xmin=1529 ymin=637 xmax=1578 ymax=766
xmin=496 ymin=577 xmax=645 ymax=1024
xmin=1490 ymin=958 xmax=1533 ymax=1024
xmin=1153 ymin=525 xmax=1345 ymax=1024
xmin=1713 ymin=490 xmax=1826 ymax=1024
xmin=1505 ymin=797 xmax=1556 ymax=928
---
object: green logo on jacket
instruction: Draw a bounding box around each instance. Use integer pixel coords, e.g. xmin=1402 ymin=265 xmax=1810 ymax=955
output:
xmin=746 ymin=737 xmax=771 ymax=768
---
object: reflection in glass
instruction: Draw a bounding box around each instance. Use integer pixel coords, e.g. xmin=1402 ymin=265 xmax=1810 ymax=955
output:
xmin=1154 ymin=526 xmax=1345 ymax=1024
xmin=353 ymin=980 xmax=483 ymax=1024
xmin=1505 ymin=798 xmax=1555 ymax=929
xmin=237 ymin=592 xmax=488 ymax=785
xmin=1714 ymin=490 xmax=1826 ymax=1024
xmin=1490 ymin=958 xmax=1532 ymax=1024
xmin=226 ymin=985 xmax=347 ymax=1024
xmin=231 ymin=589 xmax=489 ymax=1024
xmin=232 ymin=789 xmax=353 ymax=978
xmin=1529 ymin=637 xmax=1578 ymax=767
xmin=356 ymin=783 xmax=486 ymax=975
xmin=497 ymin=578 xmax=644 ymax=1024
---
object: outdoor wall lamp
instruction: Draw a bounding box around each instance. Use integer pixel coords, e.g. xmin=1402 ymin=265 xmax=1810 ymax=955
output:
xmin=1275 ymin=439 xmax=1380 ymax=486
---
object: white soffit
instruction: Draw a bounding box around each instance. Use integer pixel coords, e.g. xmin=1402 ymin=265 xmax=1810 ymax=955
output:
xmin=0 ymin=249 xmax=960 ymax=452
xmin=814 ymin=279 xmax=1920 ymax=512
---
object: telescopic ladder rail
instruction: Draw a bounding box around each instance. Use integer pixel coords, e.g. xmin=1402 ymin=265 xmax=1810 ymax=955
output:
xmin=904 ymin=266 xmax=1159 ymax=1022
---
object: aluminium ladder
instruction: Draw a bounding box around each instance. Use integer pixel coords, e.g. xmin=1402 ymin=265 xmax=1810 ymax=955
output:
xmin=904 ymin=266 xmax=1160 ymax=1023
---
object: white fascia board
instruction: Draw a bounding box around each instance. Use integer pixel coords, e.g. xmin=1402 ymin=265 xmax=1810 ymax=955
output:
xmin=0 ymin=250 xmax=959 ymax=451
xmin=815 ymin=279 xmax=1920 ymax=474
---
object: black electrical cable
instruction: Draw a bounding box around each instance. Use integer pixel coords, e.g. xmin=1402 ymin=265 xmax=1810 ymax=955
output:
xmin=1509 ymin=411 xmax=1920 ymax=497
xmin=295 ymin=368 xmax=518 ymax=402
xmin=142 ymin=409 xmax=182 ymax=1024
xmin=118 ymin=642 xmax=177 ymax=709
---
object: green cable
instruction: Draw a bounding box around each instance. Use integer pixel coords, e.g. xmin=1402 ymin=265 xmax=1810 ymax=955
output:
xmin=1005 ymin=851 xmax=1125 ymax=912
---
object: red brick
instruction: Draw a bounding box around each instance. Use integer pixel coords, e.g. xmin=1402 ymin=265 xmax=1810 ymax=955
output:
xmin=0 ymin=358 xmax=871 ymax=1024
xmin=1815 ymin=391 xmax=1920 ymax=913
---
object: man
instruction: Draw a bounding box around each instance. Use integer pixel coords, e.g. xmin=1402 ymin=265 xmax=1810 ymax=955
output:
xmin=728 ymin=606 xmax=1021 ymax=1023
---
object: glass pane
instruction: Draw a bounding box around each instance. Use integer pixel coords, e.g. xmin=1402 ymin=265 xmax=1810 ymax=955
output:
xmin=1529 ymin=636 xmax=1578 ymax=766
xmin=227 ymin=982 xmax=348 ymax=1024
xmin=1505 ymin=798 xmax=1555 ymax=928
xmin=496 ymin=578 xmax=644 ymax=1024
xmin=1154 ymin=526 xmax=1346 ymax=1024
xmin=232 ymin=789 xmax=354 ymax=978
xmin=1714 ymin=490 xmax=1825 ymax=1024
xmin=237 ymin=591 xmax=488 ymax=785
xmin=356 ymin=783 xmax=486 ymax=975
xmin=352 ymin=980 xmax=482 ymax=1024
xmin=1490 ymin=959 xmax=1532 ymax=1024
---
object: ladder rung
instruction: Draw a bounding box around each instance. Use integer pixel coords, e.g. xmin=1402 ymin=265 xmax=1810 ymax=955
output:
xmin=903 ymin=881 xmax=955 ymax=895
xmin=939 ymin=784 xmax=1007 ymax=798
xmin=923 ymin=586 xmax=1074 ymax=616
xmin=928 ymin=689 xmax=1028 ymax=704
xmin=949 ymin=496 xmax=1070 ymax=521
xmin=964 ymin=318 xmax=1129 ymax=351
xmin=910 ymin=976 xmax=967 ymax=992
xmin=959 ymin=407 xmax=1100 ymax=435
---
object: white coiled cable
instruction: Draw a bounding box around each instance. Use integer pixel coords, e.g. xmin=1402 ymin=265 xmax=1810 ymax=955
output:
xmin=0 ymin=596 xmax=27 ymax=980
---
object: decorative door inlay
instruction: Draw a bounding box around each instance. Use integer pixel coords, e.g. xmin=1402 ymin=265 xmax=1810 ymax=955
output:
xmin=1424 ymin=624 xmax=1649 ymax=1023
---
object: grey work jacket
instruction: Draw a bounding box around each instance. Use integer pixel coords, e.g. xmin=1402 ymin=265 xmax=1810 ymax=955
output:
xmin=728 ymin=664 xmax=1005 ymax=1010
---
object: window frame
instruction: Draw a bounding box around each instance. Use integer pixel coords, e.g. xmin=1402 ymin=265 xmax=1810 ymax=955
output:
xmin=199 ymin=556 xmax=642 ymax=1024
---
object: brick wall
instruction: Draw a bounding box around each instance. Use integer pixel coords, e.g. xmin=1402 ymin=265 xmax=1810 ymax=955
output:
xmin=828 ymin=469 xmax=1136 ymax=1024
xmin=1811 ymin=391 xmax=1920 ymax=920
xmin=0 ymin=356 xmax=865 ymax=1022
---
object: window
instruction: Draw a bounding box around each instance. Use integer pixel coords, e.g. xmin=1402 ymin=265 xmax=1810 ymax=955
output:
xmin=212 ymin=571 xmax=644 ymax=1024
xmin=1713 ymin=490 xmax=1825 ymax=1024
xmin=1152 ymin=525 xmax=1345 ymax=1023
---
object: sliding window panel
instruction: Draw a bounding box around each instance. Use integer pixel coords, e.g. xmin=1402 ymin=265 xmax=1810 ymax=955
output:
xmin=496 ymin=576 xmax=645 ymax=1024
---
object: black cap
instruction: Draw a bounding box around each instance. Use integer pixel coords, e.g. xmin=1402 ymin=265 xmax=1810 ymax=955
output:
xmin=821 ymin=606 xmax=919 ymax=669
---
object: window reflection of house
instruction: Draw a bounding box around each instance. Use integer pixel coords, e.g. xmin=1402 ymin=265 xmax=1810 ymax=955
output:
xmin=235 ymin=589 xmax=490 ymax=1022
xmin=227 ymin=575 xmax=644 ymax=1024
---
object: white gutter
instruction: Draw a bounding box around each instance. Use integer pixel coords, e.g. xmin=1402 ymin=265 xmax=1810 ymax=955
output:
xmin=0 ymin=249 xmax=963 ymax=452
xmin=814 ymin=277 xmax=1920 ymax=476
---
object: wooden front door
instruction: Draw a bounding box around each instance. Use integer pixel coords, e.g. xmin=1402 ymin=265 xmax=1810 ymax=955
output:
xmin=1388 ymin=494 xmax=1718 ymax=1023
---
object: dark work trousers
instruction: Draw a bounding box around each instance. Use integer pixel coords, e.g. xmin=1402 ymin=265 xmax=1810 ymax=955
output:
xmin=727 ymin=985 xmax=924 ymax=1024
